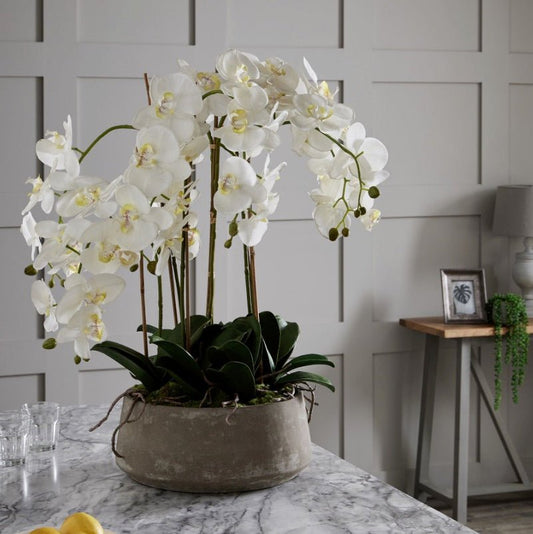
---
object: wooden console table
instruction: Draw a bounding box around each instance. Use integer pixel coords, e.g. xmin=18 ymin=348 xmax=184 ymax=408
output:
xmin=400 ymin=316 xmax=533 ymax=524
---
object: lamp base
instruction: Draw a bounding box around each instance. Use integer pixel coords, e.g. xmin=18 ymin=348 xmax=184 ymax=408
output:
xmin=512 ymin=237 xmax=533 ymax=317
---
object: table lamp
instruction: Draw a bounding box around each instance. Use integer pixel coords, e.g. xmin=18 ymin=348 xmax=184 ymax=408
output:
xmin=493 ymin=184 xmax=533 ymax=316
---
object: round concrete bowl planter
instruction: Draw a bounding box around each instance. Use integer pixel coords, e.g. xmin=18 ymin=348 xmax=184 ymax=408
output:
xmin=115 ymin=392 xmax=312 ymax=492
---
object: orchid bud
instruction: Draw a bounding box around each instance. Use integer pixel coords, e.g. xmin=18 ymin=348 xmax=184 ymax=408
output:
xmin=74 ymin=355 xmax=82 ymax=365
xmin=224 ymin=239 xmax=233 ymax=249
xmin=368 ymin=186 xmax=380 ymax=199
xmin=42 ymin=338 xmax=57 ymax=350
xmin=130 ymin=264 xmax=139 ymax=272
xmin=24 ymin=264 xmax=37 ymax=276
xmin=147 ymin=261 xmax=157 ymax=275
xmin=342 ymin=227 xmax=350 ymax=237
xmin=328 ymin=228 xmax=339 ymax=241
xmin=229 ymin=221 xmax=238 ymax=237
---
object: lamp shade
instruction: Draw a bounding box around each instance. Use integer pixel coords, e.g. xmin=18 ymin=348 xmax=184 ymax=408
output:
xmin=493 ymin=185 xmax=533 ymax=237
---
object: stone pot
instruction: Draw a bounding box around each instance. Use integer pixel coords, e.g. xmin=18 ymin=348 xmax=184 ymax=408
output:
xmin=115 ymin=393 xmax=312 ymax=492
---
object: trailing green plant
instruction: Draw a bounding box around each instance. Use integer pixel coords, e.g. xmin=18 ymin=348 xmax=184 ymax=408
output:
xmin=486 ymin=293 xmax=529 ymax=410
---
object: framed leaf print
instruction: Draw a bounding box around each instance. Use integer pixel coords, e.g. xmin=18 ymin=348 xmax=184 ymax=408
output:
xmin=440 ymin=268 xmax=488 ymax=324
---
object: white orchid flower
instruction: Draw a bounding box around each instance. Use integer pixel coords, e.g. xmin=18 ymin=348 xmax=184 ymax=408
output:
xmin=31 ymin=280 xmax=58 ymax=333
xmin=259 ymin=57 xmax=300 ymax=106
xmin=21 ymin=174 xmax=55 ymax=215
xmin=110 ymin=184 xmax=173 ymax=251
xmin=56 ymin=304 xmax=107 ymax=359
xmin=21 ymin=212 xmax=41 ymax=260
xmin=216 ymin=86 xmax=270 ymax=155
xmin=292 ymin=93 xmax=354 ymax=135
xmin=55 ymin=176 xmax=117 ymax=219
xmin=237 ymin=216 xmax=268 ymax=247
xmin=36 ymin=115 xmax=80 ymax=176
xmin=175 ymin=59 xmax=231 ymax=118
xmin=124 ymin=125 xmax=183 ymax=198
xmin=33 ymin=218 xmax=91 ymax=273
xmin=312 ymin=203 xmax=351 ymax=240
xmin=80 ymin=220 xmax=139 ymax=274
xmin=291 ymin=126 xmax=334 ymax=159
xmin=181 ymin=135 xmax=209 ymax=165
xmin=360 ymin=208 xmax=381 ymax=231
xmin=309 ymin=174 xmax=346 ymax=206
xmin=154 ymin=219 xmax=200 ymax=276
xmin=216 ymin=49 xmax=261 ymax=88
xmin=214 ymin=157 xmax=266 ymax=215
xmin=331 ymin=122 xmax=389 ymax=182
xmin=55 ymin=273 xmax=125 ymax=324
xmin=160 ymin=180 xmax=198 ymax=218
xmin=132 ymin=73 xmax=202 ymax=144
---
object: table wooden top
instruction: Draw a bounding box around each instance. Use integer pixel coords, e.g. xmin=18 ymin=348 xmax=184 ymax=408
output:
xmin=399 ymin=316 xmax=533 ymax=339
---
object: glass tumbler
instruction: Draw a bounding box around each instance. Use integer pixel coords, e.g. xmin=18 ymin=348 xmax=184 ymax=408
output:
xmin=24 ymin=402 xmax=60 ymax=452
xmin=0 ymin=410 xmax=30 ymax=466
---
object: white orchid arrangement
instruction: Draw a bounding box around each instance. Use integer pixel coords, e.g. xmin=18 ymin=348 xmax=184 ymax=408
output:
xmin=21 ymin=50 xmax=388 ymax=405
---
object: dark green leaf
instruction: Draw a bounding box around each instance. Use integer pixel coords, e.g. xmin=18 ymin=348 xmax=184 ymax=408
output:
xmin=155 ymin=356 xmax=204 ymax=399
xmin=260 ymin=338 xmax=275 ymax=375
xmin=150 ymin=337 xmax=205 ymax=389
xmin=205 ymin=361 xmax=256 ymax=401
xmin=277 ymin=321 xmax=300 ymax=368
xmin=219 ymin=340 xmax=255 ymax=372
xmin=274 ymin=371 xmax=335 ymax=392
xmin=280 ymin=354 xmax=334 ymax=373
xmin=260 ymin=311 xmax=281 ymax=363
xmin=91 ymin=341 xmax=162 ymax=391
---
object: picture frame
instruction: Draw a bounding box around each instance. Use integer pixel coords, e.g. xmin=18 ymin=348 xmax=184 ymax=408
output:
xmin=440 ymin=268 xmax=488 ymax=324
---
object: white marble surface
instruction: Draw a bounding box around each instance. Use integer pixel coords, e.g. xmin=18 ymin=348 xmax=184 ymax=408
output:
xmin=0 ymin=405 xmax=476 ymax=534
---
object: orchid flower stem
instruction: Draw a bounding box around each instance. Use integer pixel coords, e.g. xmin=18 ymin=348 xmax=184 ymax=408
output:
xmin=206 ymin=119 xmax=220 ymax=321
xmin=168 ymin=259 xmax=178 ymax=326
xmin=249 ymin=246 xmax=259 ymax=320
xmin=179 ymin=240 xmax=186 ymax=345
xmin=139 ymin=255 xmax=149 ymax=358
xmin=137 ymin=71 xmax=151 ymax=358
xmin=180 ymin=224 xmax=191 ymax=350
xmin=76 ymin=124 xmax=135 ymax=164
xmin=172 ymin=256 xmax=184 ymax=327
xmin=315 ymin=128 xmax=364 ymax=188
xmin=243 ymin=244 xmax=253 ymax=315
xmin=157 ymin=275 xmax=163 ymax=334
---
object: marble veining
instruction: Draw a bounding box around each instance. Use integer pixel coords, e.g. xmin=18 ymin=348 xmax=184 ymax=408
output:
xmin=0 ymin=405 xmax=476 ymax=534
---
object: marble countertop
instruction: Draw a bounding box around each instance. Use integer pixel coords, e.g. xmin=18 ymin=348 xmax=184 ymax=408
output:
xmin=0 ymin=404 xmax=476 ymax=534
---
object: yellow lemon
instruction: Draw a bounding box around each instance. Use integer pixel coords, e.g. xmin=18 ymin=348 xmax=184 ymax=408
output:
xmin=59 ymin=512 xmax=104 ymax=534
xmin=29 ymin=529 xmax=61 ymax=534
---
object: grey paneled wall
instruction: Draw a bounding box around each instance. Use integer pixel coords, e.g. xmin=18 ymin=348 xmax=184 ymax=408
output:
xmin=1 ymin=0 xmax=532 ymax=493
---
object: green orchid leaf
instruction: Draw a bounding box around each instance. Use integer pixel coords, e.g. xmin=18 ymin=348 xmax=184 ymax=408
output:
xmin=273 ymin=371 xmax=335 ymax=392
xmin=219 ymin=340 xmax=255 ymax=372
xmin=150 ymin=337 xmax=205 ymax=389
xmin=277 ymin=321 xmax=300 ymax=368
xmin=240 ymin=315 xmax=262 ymax=365
xmin=260 ymin=338 xmax=275 ymax=375
xmin=259 ymin=311 xmax=281 ymax=363
xmin=205 ymin=361 xmax=257 ymax=401
xmin=280 ymin=354 xmax=334 ymax=373
xmin=136 ymin=324 xmax=159 ymax=335
xmin=205 ymin=345 xmax=227 ymax=369
xmin=155 ymin=356 xmax=205 ymax=399
xmin=138 ymin=315 xmax=212 ymax=347
xmin=211 ymin=315 xmax=258 ymax=349
xmin=91 ymin=341 xmax=162 ymax=391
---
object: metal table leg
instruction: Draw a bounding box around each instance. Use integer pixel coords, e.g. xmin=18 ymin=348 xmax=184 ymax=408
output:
xmin=414 ymin=334 xmax=439 ymax=500
xmin=453 ymin=338 xmax=471 ymax=524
